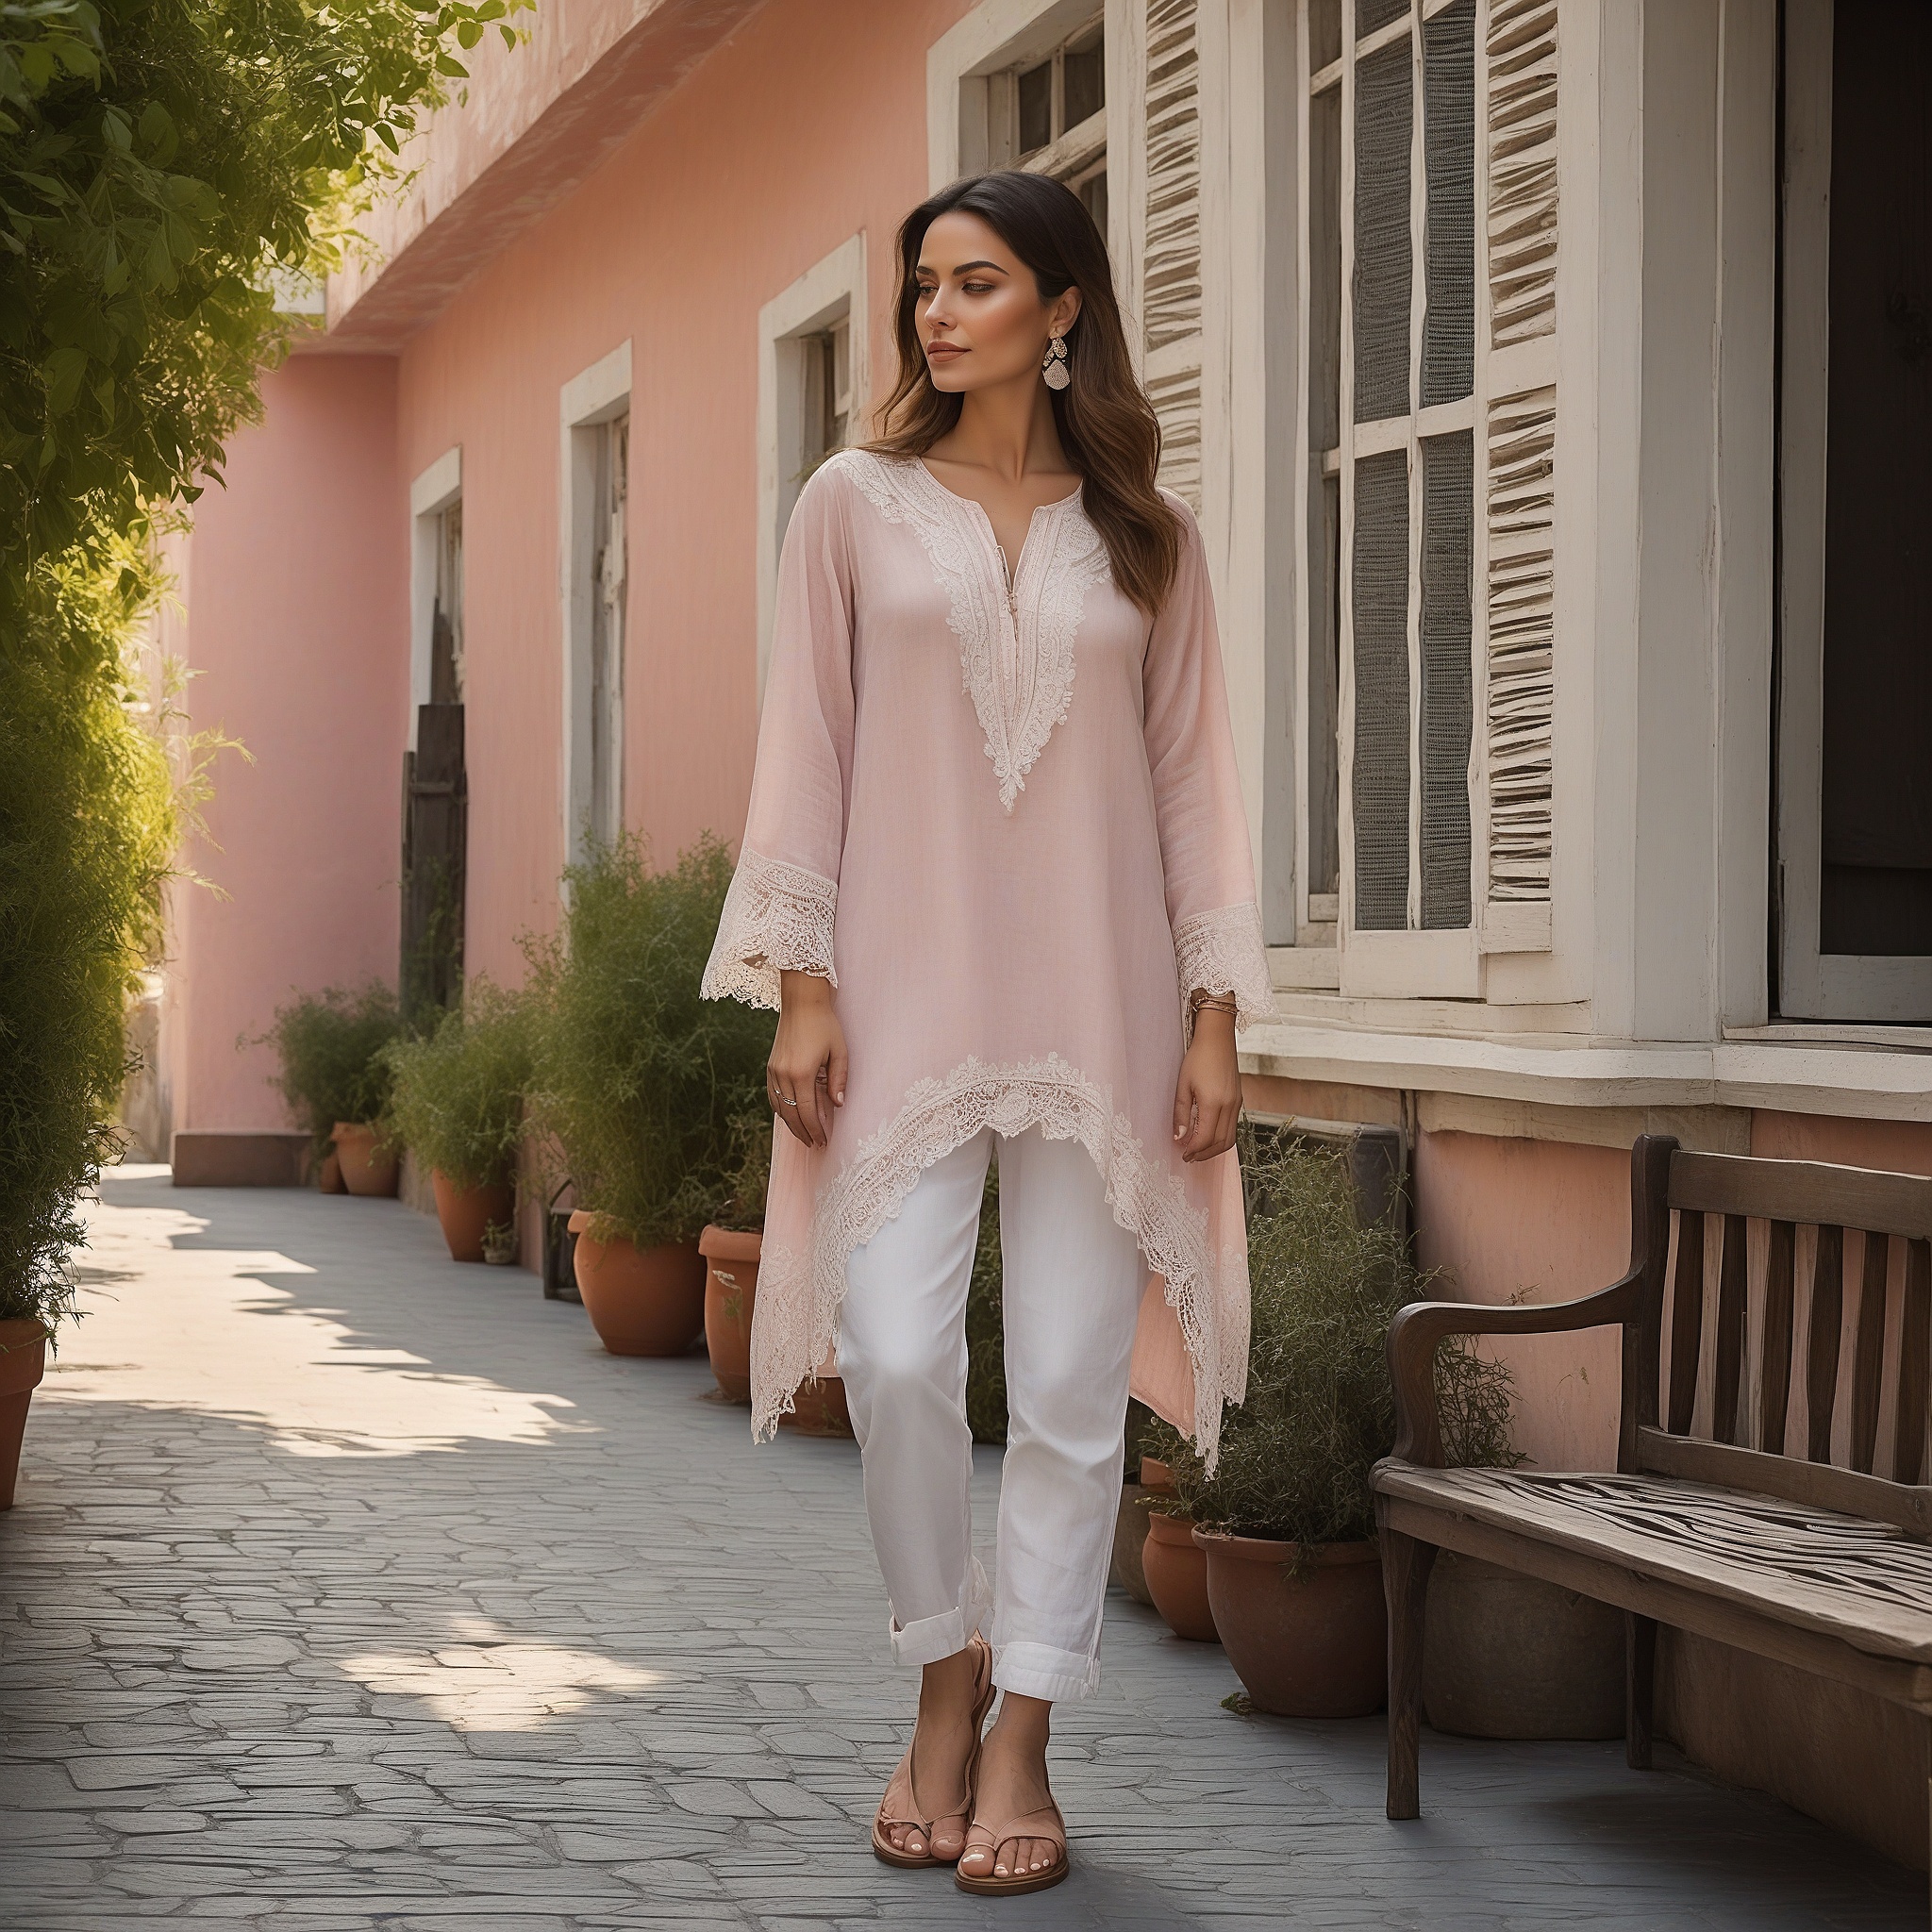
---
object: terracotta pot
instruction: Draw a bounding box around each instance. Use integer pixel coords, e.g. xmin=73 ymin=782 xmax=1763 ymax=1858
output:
xmin=567 ymin=1212 xmax=706 ymax=1357
xmin=0 ymin=1318 xmax=49 ymax=1510
xmin=1141 ymin=1456 xmax=1176 ymax=1492
xmin=332 ymin=1122 xmax=399 ymax=1198
xmin=432 ymin=1172 xmax=516 ymax=1264
xmin=698 ymin=1225 xmax=762 ymax=1403
xmin=1111 ymin=1484 xmax=1158 ymax=1606
xmin=782 ymin=1373 xmax=855 ymax=1438
xmin=1195 ymin=1529 xmax=1385 ymax=1717
xmin=318 ymin=1151 xmax=346 ymax=1194
xmin=1142 ymin=1510 xmax=1218 ymax=1641
xmin=1424 ymin=1549 xmax=1624 ymax=1740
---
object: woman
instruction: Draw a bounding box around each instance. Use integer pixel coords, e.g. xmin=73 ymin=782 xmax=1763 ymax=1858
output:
xmin=700 ymin=170 xmax=1274 ymax=1896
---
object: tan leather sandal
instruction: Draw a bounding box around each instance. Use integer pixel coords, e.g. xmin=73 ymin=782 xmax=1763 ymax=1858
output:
xmin=871 ymin=1637 xmax=995 ymax=1868
xmin=952 ymin=1793 xmax=1070 ymax=1895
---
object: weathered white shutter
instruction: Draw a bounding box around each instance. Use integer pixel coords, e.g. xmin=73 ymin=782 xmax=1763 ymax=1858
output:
xmin=1141 ymin=0 xmax=1203 ymax=509
xmin=1477 ymin=0 xmax=1557 ymax=949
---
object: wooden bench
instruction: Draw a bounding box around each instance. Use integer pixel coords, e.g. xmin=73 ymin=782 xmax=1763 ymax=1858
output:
xmin=1372 ymin=1134 xmax=1932 ymax=1824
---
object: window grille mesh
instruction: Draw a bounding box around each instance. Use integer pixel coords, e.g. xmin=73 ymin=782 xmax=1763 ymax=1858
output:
xmin=1353 ymin=39 xmax=1412 ymax=423
xmin=1420 ymin=431 xmax=1474 ymax=927
xmin=1353 ymin=450 xmax=1411 ymax=928
xmin=1422 ymin=0 xmax=1476 ymax=408
xmin=1357 ymin=0 xmax=1409 ymax=36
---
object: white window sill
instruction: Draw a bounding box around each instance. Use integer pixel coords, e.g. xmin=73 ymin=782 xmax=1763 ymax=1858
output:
xmin=1237 ymin=1010 xmax=1932 ymax=1121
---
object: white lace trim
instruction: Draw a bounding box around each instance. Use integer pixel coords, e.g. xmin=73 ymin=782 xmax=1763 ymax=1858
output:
xmin=749 ymin=1050 xmax=1245 ymax=1467
xmin=1174 ymin=899 xmax=1279 ymax=1047
xmin=700 ymin=845 xmax=838 ymax=1012
xmin=837 ymin=450 xmax=1108 ymax=815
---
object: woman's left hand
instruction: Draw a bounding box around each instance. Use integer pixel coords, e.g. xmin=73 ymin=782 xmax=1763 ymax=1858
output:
xmin=1173 ymin=1005 xmax=1241 ymax=1161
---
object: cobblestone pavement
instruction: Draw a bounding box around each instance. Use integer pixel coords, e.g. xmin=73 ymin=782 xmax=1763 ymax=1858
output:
xmin=0 ymin=1167 xmax=1919 ymax=1931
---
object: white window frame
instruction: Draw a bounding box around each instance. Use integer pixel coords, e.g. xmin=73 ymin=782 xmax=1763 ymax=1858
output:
xmin=928 ymin=0 xmax=1112 ymax=196
xmin=1775 ymin=0 xmax=1932 ymax=1023
xmin=408 ymin=445 xmax=462 ymax=751
xmin=560 ymin=341 xmax=632 ymax=868
xmin=757 ymin=235 xmax=869 ymax=703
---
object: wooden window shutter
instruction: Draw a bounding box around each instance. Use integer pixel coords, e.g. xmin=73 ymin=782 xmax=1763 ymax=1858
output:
xmin=1478 ymin=0 xmax=1557 ymax=946
xmin=1142 ymin=0 xmax=1203 ymax=509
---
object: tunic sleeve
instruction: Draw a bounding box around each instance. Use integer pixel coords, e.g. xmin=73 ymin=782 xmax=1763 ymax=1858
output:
xmin=1141 ymin=495 xmax=1280 ymax=1048
xmin=701 ymin=463 xmax=856 ymax=1010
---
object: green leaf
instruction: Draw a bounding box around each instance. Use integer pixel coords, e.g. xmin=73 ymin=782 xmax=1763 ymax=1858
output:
xmin=433 ymin=51 xmax=466 ymax=77
xmin=42 ymin=343 xmax=87 ymax=411
xmin=373 ymin=121 xmax=399 ymax=154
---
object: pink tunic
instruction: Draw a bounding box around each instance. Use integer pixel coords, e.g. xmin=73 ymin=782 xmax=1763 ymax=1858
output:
xmin=700 ymin=448 xmax=1277 ymax=1464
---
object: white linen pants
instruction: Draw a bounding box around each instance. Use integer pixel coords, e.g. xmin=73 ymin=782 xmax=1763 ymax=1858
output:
xmin=836 ymin=1124 xmax=1147 ymax=1703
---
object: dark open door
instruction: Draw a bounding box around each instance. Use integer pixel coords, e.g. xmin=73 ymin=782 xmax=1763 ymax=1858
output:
xmin=400 ymin=699 xmax=466 ymax=1021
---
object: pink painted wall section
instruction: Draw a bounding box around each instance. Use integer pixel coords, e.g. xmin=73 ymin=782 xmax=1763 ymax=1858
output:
xmin=1750 ymin=1110 xmax=1932 ymax=1176
xmin=1413 ymin=1131 xmax=1631 ymax=1471
xmin=391 ymin=0 xmax=972 ymax=987
xmin=170 ymin=355 xmax=408 ymax=1130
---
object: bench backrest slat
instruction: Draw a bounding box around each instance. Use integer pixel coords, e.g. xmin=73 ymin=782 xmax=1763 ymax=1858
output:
xmin=1669 ymin=1150 xmax=1932 ymax=1240
xmin=1636 ymin=1143 xmax=1932 ymax=1505
xmin=1807 ymin=1223 xmax=1843 ymax=1464
xmin=1898 ymin=1241 xmax=1931 ymax=1487
xmin=1759 ymin=1219 xmax=1796 ymax=1457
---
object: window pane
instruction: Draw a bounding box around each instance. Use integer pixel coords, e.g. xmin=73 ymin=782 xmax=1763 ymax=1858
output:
xmin=1310 ymin=469 xmax=1342 ymax=897
xmin=1422 ymin=0 xmax=1475 ymax=408
xmin=1353 ymin=449 xmax=1411 ymax=929
xmin=1354 ymin=37 xmax=1412 ymax=423
xmin=1420 ymin=431 xmax=1473 ymax=928
xmin=1357 ymin=0 xmax=1409 ymax=36
xmin=1019 ymin=58 xmax=1053 ymax=156
xmin=1310 ymin=85 xmax=1341 ymax=452
xmin=1819 ymin=0 xmax=1932 ymax=955
xmin=1076 ymin=163 xmax=1108 ymax=237
xmin=1063 ymin=27 xmax=1105 ymax=127
xmin=1310 ymin=0 xmax=1342 ymax=72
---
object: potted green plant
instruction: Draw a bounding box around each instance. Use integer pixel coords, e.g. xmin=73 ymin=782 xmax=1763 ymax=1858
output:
xmin=525 ymin=831 xmax=774 ymax=1357
xmin=259 ymin=982 xmax=404 ymax=1196
xmin=1143 ymin=1128 xmax=1517 ymax=1715
xmin=381 ymin=978 xmax=532 ymax=1262
xmin=699 ymin=1101 xmax=773 ymax=1403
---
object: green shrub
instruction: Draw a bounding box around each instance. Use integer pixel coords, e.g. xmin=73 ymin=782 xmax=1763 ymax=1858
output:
xmin=1144 ymin=1124 xmax=1518 ymax=1551
xmin=525 ymin=831 xmax=775 ymax=1248
xmin=0 ymin=548 xmax=181 ymax=1328
xmin=381 ymin=978 xmax=531 ymax=1191
xmin=260 ymin=981 xmax=404 ymax=1157
xmin=965 ymin=1158 xmax=1006 ymax=1444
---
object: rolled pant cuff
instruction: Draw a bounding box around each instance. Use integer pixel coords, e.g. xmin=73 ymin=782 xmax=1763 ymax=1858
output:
xmin=889 ymin=1558 xmax=991 ymax=1669
xmin=991 ymin=1640 xmax=1102 ymax=1703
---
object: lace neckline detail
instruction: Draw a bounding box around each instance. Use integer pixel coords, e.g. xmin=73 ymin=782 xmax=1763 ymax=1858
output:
xmin=839 ymin=450 xmax=1109 ymax=814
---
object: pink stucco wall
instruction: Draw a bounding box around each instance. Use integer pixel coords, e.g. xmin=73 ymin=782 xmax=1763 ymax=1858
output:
xmin=168 ymin=355 xmax=408 ymax=1131
xmin=1412 ymin=1132 xmax=1631 ymax=1470
xmin=392 ymin=0 xmax=971 ymax=986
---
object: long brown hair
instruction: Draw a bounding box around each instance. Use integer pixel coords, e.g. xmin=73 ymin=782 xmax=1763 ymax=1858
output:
xmin=867 ymin=171 xmax=1182 ymax=615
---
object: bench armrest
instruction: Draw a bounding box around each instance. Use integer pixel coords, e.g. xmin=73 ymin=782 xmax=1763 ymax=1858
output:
xmin=1388 ymin=1267 xmax=1647 ymax=1468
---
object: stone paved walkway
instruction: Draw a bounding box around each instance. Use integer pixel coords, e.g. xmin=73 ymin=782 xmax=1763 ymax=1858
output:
xmin=0 ymin=1167 xmax=1920 ymax=1930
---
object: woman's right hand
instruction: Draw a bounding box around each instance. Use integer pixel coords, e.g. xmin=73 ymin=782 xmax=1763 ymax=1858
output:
xmin=770 ymin=970 xmax=848 ymax=1148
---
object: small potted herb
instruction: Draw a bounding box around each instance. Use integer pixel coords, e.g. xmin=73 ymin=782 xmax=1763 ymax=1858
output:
xmin=259 ymin=982 xmax=404 ymax=1195
xmin=1143 ymin=1128 xmax=1517 ymax=1716
xmin=381 ymin=978 xmax=531 ymax=1262
xmin=525 ymin=832 xmax=774 ymax=1357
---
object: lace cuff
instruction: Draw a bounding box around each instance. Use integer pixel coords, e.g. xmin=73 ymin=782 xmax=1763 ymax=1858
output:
xmin=700 ymin=845 xmax=838 ymax=1011
xmin=1173 ymin=900 xmax=1278 ymax=1046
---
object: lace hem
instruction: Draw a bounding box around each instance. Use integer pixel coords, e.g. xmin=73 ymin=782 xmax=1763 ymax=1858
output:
xmin=1173 ymin=900 xmax=1279 ymax=1047
xmin=748 ymin=1051 xmax=1245 ymax=1468
xmin=699 ymin=845 xmax=838 ymax=1012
